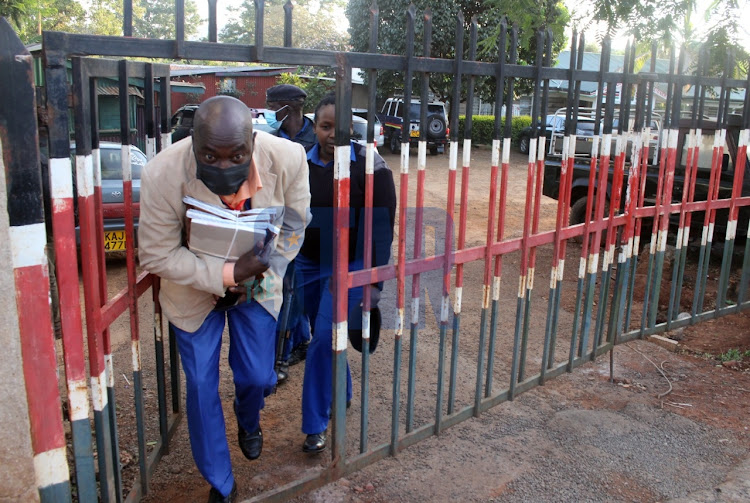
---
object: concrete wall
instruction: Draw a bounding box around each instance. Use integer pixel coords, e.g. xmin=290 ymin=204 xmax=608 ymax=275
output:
xmin=0 ymin=140 xmax=40 ymax=502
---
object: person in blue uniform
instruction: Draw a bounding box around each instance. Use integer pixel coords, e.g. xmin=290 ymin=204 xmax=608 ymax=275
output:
xmin=265 ymin=84 xmax=316 ymax=383
xmin=265 ymin=83 xmax=317 ymax=149
xmin=298 ymin=92 xmax=396 ymax=453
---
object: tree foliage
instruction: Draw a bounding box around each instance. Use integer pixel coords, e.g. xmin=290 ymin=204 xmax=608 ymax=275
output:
xmin=220 ymin=0 xmax=349 ymax=51
xmin=587 ymin=0 xmax=749 ymax=77
xmin=133 ymin=0 xmax=202 ymax=40
xmin=345 ymin=0 xmax=569 ymax=103
xmin=276 ymin=71 xmax=335 ymax=113
xmin=0 ymin=0 xmax=32 ymax=28
xmin=4 ymin=0 xmax=86 ymax=42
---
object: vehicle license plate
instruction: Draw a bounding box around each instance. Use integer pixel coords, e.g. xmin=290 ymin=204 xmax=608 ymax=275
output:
xmin=104 ymin=230 xmax=126 ymax=251
xmin=409 ymin=130 xmax=419 ymax=137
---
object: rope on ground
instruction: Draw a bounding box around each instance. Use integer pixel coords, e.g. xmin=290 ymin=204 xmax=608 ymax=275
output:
xmin=625 ymin=343 xmax=673 ymax=399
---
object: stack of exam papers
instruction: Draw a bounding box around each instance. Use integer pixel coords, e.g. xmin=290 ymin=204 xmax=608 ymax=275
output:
xmin=183 ymin=195 xmax=279 ymax=261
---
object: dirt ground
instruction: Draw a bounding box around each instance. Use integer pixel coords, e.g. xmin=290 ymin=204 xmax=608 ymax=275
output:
xmin=83 ymin=145 xmax=750 ymax=502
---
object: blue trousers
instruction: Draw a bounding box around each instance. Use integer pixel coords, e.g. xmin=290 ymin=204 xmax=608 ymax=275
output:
xmin=297 ymin=255 xmax=361 ymax=435
xmin=172 ymin=300 xmax=277 ymax=497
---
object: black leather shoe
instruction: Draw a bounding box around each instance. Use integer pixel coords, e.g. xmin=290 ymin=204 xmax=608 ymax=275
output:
xmin=275 ymin=361 xmax=289 ymax=384
xmin=238 ymin=425 xmax=263 ymax=460
xmin=302 ymin=432 xmax=326 ymax=453
xmin=208 ymin=482 xmax=237 ymax=503
xmin=288 ymin=340 xmax=309 ymax=366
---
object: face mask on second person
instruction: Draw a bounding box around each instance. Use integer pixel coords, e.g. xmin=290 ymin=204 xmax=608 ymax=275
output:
xmin=265 ymin=105 xmax=289 ymax=130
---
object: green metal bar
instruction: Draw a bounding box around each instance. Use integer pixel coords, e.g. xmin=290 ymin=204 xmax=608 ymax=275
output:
xmin=133 ymin=369 xmax=148 ymax=495
xmin=448 ymin=314 xmax=460 ymax=414
xmin=509 ymin=292 xmax=525 ymax=400
xmin=390 ymin=335 xmax=402 ymax=456
xmin=359 ymin=338 xmax=370 ymax=453
xmin=406 ymin=323 xmax=418 ymax=432
xmin=640 ymin=241 xmax=656 ymax=335
xmin=576 ymin=267 xmax=597 ymax=363
xmin=435 ymin=323 xmax=447 ymax=434
xmin=518 ymin=287 xmax=533 ymax=380
xmin=485 ymin=292 xmax=500 ymax=397
xmin=624 ymin=249 xmax=639 ymax=331
xmin=593 ymin=262 xmax=612 ymax=355
xmin=737 ymin=221 xmax=750 ymax=309
xmin=541 ymin=282 xmax=557 ymax=383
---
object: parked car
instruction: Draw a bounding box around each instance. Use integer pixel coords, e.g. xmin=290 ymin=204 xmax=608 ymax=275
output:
xmin=517 ymin=113 xmax=565 ymax=154
xmin=170 ymin=104 xmax=199 ymax=143
xmin=376 ymin=97 xmax=449 ymax=155
xmin=350 ymin=114 xmax=385 ymax=148
xmin=542 ymin=114 xmax=749 ymax=245
xmin=71 ymin=142 xmax=147 ymax=251
xmin=351 ymin=108 xmax=386 ymax=147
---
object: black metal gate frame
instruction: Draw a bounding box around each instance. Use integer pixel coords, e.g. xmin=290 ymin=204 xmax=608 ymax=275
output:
xmin=13 ymin=0 xmax=748 ymax=501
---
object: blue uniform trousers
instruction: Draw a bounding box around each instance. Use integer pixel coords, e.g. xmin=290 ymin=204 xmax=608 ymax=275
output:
xmin=297 ymin=254 xmax=361 ymax=435
xmin=171 ymin=299 xmax=277 ymax=497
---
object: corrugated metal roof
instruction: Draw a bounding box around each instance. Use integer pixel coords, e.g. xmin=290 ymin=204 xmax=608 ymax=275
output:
xmin=549 ymin=51 xmax=672 ymax=99
xmin=169 ymin=64 xmax=296 ymax=77
xmin=97 ymin=84 xmax=144 ymax=99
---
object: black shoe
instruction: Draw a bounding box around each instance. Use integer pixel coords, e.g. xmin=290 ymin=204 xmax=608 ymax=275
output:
xmin=302 ymin=432 xmax=326 ymax=453
xmin=288 ymin=340 xmax=309 ymax=366
xmin=275 ymin=361 xmax=289 ymax=384
xmin=208 ymin=482 xmax=237 ymax=503
xmin=238 ymin=425 xmax=263 ymax=460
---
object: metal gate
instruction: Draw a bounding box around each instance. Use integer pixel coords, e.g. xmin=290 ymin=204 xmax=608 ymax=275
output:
xmin=1 ymin=1 xmax=749 ymax=501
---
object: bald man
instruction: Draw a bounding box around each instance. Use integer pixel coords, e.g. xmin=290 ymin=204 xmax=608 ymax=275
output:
xmin=138 ymin=96 xmax=310 ymax=502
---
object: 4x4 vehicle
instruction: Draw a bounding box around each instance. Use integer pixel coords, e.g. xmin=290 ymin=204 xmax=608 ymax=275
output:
xmin=170 ymin=104 xmax=199 ymax=143
xmin=376 ymin=97 xmax=448 ymax=155
xmin=542 ymin=114 xmax=749 ymax=244
xmin=520 ymin=108 xmax=661 ymax=161
xmin=517 ymin=113 xmax=566 ymax=154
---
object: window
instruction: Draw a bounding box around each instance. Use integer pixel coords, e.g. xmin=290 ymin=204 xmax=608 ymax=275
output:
xmin=100 ymin=147 xmax=146 ymax=181
xmin=681 ymin=131 xmax=733 ymax=173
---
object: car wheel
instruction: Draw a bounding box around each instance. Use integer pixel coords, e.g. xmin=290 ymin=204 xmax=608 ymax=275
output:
xmin=569 ymin=196 xmax=608 ymax=244
xmin=569 ymin=197 xmax=590 ymax=227
xmin=430 ymin=146 xmax=439 ymax=155
xmin=426 ymin=114 xmax=447 ymax=139
xmin=518 ymin=135 xmax=530 ymax=154
xmin=389 ymin=133 xmax=401 ymax=154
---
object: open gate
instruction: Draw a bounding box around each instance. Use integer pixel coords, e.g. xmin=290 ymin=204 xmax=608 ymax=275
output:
xmin=1 ymin=1 xmax=749 ymax=501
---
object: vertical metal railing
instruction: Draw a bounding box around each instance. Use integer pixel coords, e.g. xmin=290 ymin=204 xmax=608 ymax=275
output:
xmin=0 ymin=18 xmax=73 ymax=503
xmin=4 ymin=1 xmax=750 ymax=501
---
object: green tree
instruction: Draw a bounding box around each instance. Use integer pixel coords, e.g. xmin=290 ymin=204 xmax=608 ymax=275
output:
xmin=0 ymin=0 xmax=32 ymax=29
xmin=87 ymin=0 xmax=141 ymax=36
xmin=7 ymin=0 xmax=86 ymax=43
xmin=220 ymin=0 xmax=348 ymax=51
xmin=133 ymin=0 xmax=202 ymax=40
xmin=587 ymin=0 xmax=748 ymax=77
xmin=276 ymin=71 xmax=335 ymax=113
xmin=345 ymin=0 xmax=569 ymax=103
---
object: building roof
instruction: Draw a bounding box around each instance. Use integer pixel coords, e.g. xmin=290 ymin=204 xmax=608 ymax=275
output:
xmin=169 ymin=64 xmax=296 ymax=77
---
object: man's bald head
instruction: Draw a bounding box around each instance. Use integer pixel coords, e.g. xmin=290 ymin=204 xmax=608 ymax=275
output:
xmin=192 ymin=96 xmax=254 ymax=151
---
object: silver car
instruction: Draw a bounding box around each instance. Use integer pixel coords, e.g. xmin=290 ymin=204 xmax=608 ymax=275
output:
xmin=71 ymin=142 xmax=147 ymax=251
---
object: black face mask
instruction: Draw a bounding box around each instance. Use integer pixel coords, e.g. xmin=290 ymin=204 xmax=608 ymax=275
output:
xmin=195 ymin=160 xmax=250 ymax=196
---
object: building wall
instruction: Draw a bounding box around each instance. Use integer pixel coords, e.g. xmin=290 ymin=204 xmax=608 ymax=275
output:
xmin=170 ymin=74 xmax=281 ymax=113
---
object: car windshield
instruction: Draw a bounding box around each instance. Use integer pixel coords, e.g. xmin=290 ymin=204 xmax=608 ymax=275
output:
xmin=100 ymin=147 xmax=146 ymax=180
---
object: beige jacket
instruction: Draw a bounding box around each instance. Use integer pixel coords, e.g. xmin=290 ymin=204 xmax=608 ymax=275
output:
xmin=138 ymin=131 xmax=310 ymax=332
